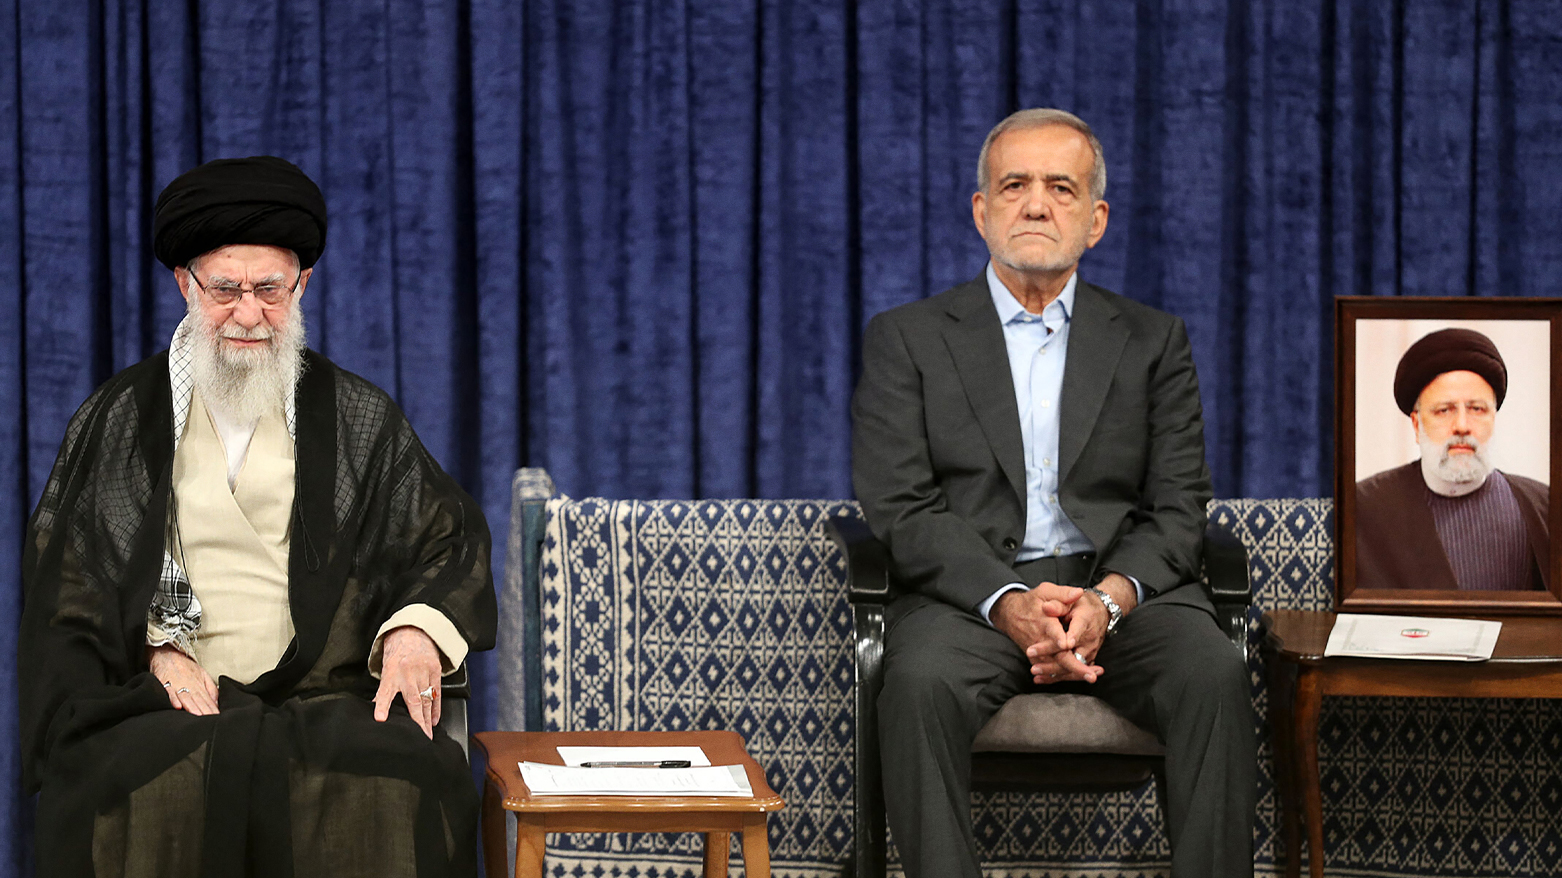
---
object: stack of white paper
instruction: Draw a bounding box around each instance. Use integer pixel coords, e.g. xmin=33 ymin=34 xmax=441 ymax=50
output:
xmin=1324 ymin=613 xmax=1501 ymax=661
xmin=554 ymin=745 xmax=712 ymax=767
xmin=519 ymin=762 xmax=751 ymax=797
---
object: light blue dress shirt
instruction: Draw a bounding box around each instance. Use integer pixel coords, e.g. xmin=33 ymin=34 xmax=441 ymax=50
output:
xmin=988 ymin=264 xmax=1093 ymax=562
xmin=976 ymin=264 xmax=1144 ymax=623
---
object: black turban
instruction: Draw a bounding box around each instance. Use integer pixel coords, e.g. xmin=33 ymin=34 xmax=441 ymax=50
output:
xmin=1393 ymin=328 xmax=1507 ymax=414
xmin=152 ymin=156 xmax=327 ymax=271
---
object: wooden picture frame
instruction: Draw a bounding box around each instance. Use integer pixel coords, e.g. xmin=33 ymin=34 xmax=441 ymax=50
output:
xmin=1335 ymin=296 xmax=1562 ymax=615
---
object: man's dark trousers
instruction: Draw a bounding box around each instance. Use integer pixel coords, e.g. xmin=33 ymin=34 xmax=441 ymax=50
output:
xmin=877 ymin=563 xmax=1256 ymax=878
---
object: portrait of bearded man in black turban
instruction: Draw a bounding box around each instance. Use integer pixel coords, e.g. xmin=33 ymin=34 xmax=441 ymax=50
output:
xmin=1353 ymin=324 xmax=1550 ymax=593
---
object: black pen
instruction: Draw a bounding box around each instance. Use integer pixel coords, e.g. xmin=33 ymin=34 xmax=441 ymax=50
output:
xmin=578 ymin=760 xmax=693 ymax=768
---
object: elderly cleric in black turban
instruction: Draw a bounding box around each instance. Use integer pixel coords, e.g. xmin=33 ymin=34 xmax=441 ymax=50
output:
xmin=152 ymin=155 xmax=327 ymax=271
xmin=1393 ymin=327 xmax=1508 ymax=415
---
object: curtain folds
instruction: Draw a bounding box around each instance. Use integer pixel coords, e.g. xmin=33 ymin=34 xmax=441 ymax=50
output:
xmin=5 ymin=1 xmax=1562 ymax=874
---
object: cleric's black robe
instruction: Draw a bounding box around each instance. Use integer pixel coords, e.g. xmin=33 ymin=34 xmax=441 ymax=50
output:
xmin=20 ymin=350 xmax=496 ymax=877
xmin=1355 ymin=461 xmax=1550 ymax=591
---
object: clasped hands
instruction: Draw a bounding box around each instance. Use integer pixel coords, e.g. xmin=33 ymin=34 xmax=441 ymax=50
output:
xmin=990 ymin=573 xmax=1135 ymax=685
xmin=148 ymin=624 xmax=445 ymax=739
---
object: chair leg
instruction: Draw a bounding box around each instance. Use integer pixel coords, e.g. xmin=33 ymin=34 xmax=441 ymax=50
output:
xmin=853 ymin=761 xmax=888 ymax=878
xmin=853 ymin=603 xmax=889 ymax=878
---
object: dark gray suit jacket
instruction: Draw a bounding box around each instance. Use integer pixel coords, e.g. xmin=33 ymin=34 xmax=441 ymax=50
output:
xmin=851 ymin=274 xmax=1214 ymax=615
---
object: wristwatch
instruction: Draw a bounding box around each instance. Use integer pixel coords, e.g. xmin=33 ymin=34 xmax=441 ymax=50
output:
xmin=1086 ymin=586 xmax=1123 ymax=636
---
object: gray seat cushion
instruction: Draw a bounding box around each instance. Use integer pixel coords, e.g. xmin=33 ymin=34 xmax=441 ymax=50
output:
xmin=972 ymin=693 xmax=1165 ymax=756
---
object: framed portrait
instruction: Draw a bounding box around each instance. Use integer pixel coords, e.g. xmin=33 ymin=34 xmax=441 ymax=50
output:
xmin=1335 ymin=296 xmax=1562 ymax=615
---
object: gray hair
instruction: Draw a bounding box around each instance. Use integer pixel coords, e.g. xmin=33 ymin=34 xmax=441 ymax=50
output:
xmin=975 ymin=108 xmax=1106 ymax=201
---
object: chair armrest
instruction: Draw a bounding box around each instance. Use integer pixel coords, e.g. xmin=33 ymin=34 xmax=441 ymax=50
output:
xmin=436 ymin=662 xmax=471 ymax=761
xmin=827 ymin=515 xmax=894 ymax=605
xmin=1201 ymin=519 xmax=1251 ymax=651
xmin=440 ymin=662 xmax=470 ymax=700
xmin=1203 ymin=519 xmax=1251 ymax=606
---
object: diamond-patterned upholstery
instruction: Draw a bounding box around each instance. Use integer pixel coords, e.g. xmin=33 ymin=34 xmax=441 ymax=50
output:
xmin=511 ymin=483 xmax=1562 ymax=878
xmin=537 ymin=497 xmax=858 ymax=878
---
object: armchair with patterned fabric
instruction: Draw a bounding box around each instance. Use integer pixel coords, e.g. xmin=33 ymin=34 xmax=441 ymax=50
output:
xmin=827 ymin=514 xmax=1251 ymax=878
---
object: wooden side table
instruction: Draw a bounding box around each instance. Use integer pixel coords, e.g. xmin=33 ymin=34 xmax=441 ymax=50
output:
xmin=473 ymin=730 xmax=785 ymax=878
xmin=1262 ymin=609 xmax=1562 ymax=878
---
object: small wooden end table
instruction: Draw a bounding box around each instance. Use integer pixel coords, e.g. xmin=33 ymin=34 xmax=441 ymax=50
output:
xmin=1262 ymin=609 xmax=1562 ymax=878
xmin=473 ymin=730 xmax=785 ymax=878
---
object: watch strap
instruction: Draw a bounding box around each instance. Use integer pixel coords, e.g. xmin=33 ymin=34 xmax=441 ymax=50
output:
xmin=1086 ymin=586 xmax=1123 ymax=636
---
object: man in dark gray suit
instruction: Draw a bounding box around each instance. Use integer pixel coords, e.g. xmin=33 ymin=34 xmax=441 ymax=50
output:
xmin=851 ymin=108 xmax=1255 ymax=878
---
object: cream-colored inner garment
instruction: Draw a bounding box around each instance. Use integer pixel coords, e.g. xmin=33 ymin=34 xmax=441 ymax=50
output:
xmin=171 ymin=390 xmax=296 ymax=684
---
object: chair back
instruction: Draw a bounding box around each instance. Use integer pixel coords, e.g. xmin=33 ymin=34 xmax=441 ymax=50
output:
xmin=516 ymin=479 xmax=860 ymax=877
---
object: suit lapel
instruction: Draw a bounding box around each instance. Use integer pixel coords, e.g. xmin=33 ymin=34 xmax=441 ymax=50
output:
xmin=941 ymin=279 xmax=1027 ymax=505
xmin=1059 ymin=282 xmax=1128 ymax=483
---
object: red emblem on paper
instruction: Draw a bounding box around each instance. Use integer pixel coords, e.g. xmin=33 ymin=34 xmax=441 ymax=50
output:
xmin=1400 ymin=628 xmax=1431 ymax=639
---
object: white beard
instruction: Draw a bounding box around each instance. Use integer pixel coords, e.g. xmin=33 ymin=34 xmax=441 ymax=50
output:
xmin=186 ymin=287 xmax=306 ymax=424
xmin=1417 ymin=423 xmax=1494 ymax=497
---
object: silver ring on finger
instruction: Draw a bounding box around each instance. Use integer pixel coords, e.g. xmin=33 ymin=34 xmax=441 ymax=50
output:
xmin=177 ymin=687 xmax=190 ymax=694
xmin=418 ymin=686 xmax=434 ymax=700
xmin=162 ymin=681 xmax=171 ymax=688
xmin=1073 ymin=651 xmax=1086 ymax=664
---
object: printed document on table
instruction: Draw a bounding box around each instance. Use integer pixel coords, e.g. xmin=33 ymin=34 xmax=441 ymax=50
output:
xmin=519 ymin=762 xmax=751 ymax=796
xmin=1324 ymin=614 xmax=1501 ymax=660
xmin=555 ymin=745 xmax=711 ymax=767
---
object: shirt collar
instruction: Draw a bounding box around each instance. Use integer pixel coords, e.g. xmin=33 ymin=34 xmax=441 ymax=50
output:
xmin=986 ymin=262 xmax=1077 ymax=326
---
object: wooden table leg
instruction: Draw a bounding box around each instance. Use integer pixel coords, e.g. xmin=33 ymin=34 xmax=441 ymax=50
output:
xmin=1266 ymin=652 xmax=1301 ymax=878
xmin=481 ymin=780 xmax=510 ymax=878
xmin=740 ymin=816 xmax=771 ymax=878
xmin=1294 ymin=668 xmax=1325 ymax=878
xmin=515 ymin=814 xmax=546 ymax=878
xmin=703 ymin=831 xmax=730 ymax=878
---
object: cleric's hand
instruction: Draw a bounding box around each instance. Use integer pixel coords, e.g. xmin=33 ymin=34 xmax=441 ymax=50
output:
xmin=149 ymin=644 xmax=220 ymax=716
xmin=374 ymin=625 xmax=443 ymax=739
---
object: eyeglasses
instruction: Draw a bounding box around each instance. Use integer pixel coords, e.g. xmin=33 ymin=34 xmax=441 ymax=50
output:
xmin=187 ymin=268 xmax=301 ymax=307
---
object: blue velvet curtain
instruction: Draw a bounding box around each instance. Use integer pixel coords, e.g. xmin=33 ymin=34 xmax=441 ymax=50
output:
xmin=4 ymin=0 xmax=1561 ymax=874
